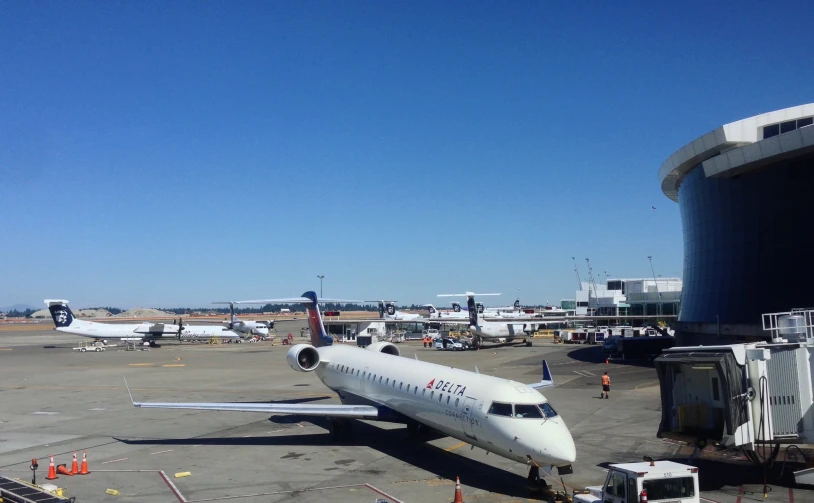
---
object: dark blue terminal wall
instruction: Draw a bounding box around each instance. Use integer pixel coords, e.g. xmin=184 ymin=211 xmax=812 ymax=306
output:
xmin=678 ymin=152 xmax=814 ymax=325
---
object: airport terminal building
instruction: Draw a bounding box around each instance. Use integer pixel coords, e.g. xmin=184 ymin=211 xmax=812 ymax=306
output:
xmin=659 ymin=103 xmax=814 ymax=345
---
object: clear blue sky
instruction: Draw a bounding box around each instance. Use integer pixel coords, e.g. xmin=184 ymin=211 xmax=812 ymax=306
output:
xmin=1 ymin=1 xmax=812 ymax=309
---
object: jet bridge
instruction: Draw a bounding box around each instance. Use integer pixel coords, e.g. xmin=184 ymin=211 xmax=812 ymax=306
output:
xmin=654 ymin=309 xmax=814 ymax=464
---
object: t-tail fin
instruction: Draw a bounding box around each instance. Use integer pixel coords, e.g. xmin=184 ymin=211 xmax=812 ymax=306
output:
xmin=423 ymin=304 xmax=437 ymax=317
xmin=466 ymin=297 xmax=479 ymax=327
xmin=45 ymin=299 xmax=74 ymax=328
xmin=385 ymin=302 xmax=396 ymax=317
xmin=301 ymin=291 xmax=334 ymax=347
xmin=451 ymin=302 xmax=461 ymax=313
xmin=513 ymin=299 xmax=520 ymax=309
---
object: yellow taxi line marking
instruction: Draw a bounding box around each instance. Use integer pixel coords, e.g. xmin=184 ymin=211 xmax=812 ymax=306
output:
xmin=0 ymin=348 xmax=13 ymax=351
xmin=162 ymin=364 xmax=185 ymax=367
xmin=128 ymin=363 xmax=154 ymax=367
xmin=444 ymin=441 xmax=467 ymax=452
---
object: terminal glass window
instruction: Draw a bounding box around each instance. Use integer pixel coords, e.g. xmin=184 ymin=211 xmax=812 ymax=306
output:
xmin=488 ymin=402 xmax=513 ymax=417
xmin=643 ymin=477 xmax=695 ymax=500
xmin=539 ymin=403 xmax=559 ymax=418
xmin=514 ymin=404 xmax=544 ymax=418
xmin=763 ymin=117 xmax=814 ymax=139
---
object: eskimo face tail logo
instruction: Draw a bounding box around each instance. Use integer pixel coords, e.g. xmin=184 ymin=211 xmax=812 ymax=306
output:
xmin=428 ymin=306 xmax=436 ymax=314
xmin=48 ymin=305 xmax=73 ymax=327
xmin=514 ymin=300 xmax=520 ymax=309
xmin=476 ymin=302 xmax=484 ymax=313
xmin=386 ymin=304 xmax=396 ymax=316
xmin=452 ymin=303 xmax=461 ymax=312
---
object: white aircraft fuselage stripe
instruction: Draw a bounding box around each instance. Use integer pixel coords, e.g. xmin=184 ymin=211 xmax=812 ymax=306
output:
xmin=314 ymin=345 xmax=575 ymax=467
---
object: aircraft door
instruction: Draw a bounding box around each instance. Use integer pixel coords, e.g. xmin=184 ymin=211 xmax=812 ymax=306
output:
xmin=461 ymin=397 xmax=477 ymax=440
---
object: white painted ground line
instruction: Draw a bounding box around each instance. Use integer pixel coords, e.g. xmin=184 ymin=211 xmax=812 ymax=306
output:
xmin=150 ymin=449 xmax=174 ymax=455
xmin=101 ymin=458 xmax=128 ymax=464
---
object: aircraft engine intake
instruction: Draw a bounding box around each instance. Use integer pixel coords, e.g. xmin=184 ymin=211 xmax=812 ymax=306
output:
xmin=286 ymin=344 xmax=320 ymax=372
xmin=366 ymin=341 xmax=400 ymax=357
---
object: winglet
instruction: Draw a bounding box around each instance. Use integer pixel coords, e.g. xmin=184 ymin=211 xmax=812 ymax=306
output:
xmin=528 ymin=359 xmax=554 ymax=389
xmin=124 ymin=378 xmax=136 ymax=406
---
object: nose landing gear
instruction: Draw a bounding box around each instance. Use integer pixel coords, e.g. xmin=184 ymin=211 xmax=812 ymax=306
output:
xmin=527 ymin=465 xmax=548 ymax=492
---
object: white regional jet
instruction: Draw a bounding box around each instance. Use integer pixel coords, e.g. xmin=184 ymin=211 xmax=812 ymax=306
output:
xmin=437 ymin=293 xmax=539 ymax=347
xmin=44 ymin=300 xmax=241 ymax=346
xmin=213 ymin=301 xmax=273 ymax=336
xmin=370 ymin=300 xmax=423 ymax=321
xmin=128 ymin=291 xmax=575 ymax=490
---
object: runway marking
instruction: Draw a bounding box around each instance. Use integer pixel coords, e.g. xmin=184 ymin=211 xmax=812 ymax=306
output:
xmin=243 ymin=435 xmax=252 ymax=438
xmin=192 ymin=445 xmax=202 ymax=447
xmin=297 ymin=423 xmax=304 ymax=428
xmin=101 ymin=458 xmax=128 ymax=464
xmin=163 ymin=364 xmax=186 ymax=367
xmin=268 ymin=429 xmax=284 ymax=433
xmin=29 ymin=411 xmax=60 ymax=415
xmin=150 ymin=449 xmax=174 ymax=455
xmin=0 ymin=348 xmax=12 ymax=351
xmin=444 ymin=441 xmax=467 ymax=452
xmin=128 ymin=363 xmax=153 ymax=367
xmin=573 ymin=370 xmax=595 ymax=377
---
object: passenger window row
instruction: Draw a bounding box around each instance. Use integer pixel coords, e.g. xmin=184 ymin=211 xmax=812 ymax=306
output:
xmin=487 ymin=401 xmax=558 ymax=418
xmin=333 ymin=364 xmax=462 ymax=408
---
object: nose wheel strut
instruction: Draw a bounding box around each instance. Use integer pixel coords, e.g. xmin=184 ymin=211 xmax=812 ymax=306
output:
xmin=527 ymin=465 xmax=548 ymax=492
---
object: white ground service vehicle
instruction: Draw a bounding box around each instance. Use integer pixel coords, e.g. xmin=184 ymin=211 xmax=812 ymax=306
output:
xmin=73 ymin=341 xmax=106 ymax=353
xmin=574 ymin=460 xmax=699 ymax=503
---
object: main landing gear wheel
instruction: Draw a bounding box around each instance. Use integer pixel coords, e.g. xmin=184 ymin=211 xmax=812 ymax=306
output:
xmin=525 ymin=338 xmax=533 ymax=347
xmin=527 ymin=465 xmax=548 ymax=492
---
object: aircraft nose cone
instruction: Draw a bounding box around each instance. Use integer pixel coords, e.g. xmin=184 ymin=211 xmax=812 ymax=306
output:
xmin=551 ymin=431 xmax=576 ymax=464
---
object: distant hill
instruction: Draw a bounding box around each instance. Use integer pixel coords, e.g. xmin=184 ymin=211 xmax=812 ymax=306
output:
xmin=0 ymin=304 xmax=37 ymax=312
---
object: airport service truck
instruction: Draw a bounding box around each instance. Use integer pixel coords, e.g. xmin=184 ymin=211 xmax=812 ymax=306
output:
xmin=573 ymin=460 xmax=699 ymax=503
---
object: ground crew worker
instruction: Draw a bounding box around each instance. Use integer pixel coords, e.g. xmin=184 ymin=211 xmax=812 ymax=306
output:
xmin=423 ymin=336 xmax=428 ymax=348
xmin=601 ymin=371 xmax=611 ymax=399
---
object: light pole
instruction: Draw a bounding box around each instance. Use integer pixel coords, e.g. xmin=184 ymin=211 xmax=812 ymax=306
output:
xmin=317 ymin=275 xmax=324 ymax=298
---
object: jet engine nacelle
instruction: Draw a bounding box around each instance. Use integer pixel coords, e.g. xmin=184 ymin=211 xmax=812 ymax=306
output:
xmin=366 ymin=341 xmax=400 ymax=357
xmin=286 ymin=343 xmax=320 ymax=372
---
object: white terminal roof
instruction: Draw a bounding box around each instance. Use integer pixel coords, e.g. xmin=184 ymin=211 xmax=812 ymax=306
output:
xmin=659 ymin=103 xmax=814 ymax=201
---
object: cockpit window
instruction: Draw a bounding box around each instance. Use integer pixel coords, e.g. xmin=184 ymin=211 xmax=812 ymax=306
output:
xmin=487 ymin=402 xmax=513 ymax=416
xmin=514 ymin=404 xmax=544 ymax=418
xmin=539 ymin=402 xmax=558 ymax=418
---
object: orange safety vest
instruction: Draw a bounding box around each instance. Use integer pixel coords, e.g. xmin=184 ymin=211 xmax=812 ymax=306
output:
xmin=601 ymin=375 xmax=610 ymax=386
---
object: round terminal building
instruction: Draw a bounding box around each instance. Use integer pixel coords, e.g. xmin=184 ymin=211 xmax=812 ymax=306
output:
xmin=659 ymin=103 xmax=814 ymax=345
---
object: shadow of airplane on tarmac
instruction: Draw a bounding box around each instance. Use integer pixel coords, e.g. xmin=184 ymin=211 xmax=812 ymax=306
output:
xmin=567 ymin=345 xmax=654 ymax=368
xmin=116 ymin=417 xmax=540 ymax=499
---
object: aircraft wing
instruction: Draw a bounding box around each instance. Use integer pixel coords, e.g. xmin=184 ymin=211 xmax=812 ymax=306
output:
xmin=126 ymin=380 xmax=378 ymax=418
xmin=528 ymin=360 xmax=555 ymax=389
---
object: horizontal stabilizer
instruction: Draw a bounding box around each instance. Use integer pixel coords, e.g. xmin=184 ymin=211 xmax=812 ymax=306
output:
xmin=528 ymin=359 xmax=554 ymax=389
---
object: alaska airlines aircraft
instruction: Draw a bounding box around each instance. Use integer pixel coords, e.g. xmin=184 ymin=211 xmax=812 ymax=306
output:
xmin=437 ymin=293 xmax=539 ymax=347
xmin=423 ymin=304 xmax=469 ymax=320
xmin=213 ymin=301 xmax=273 ymax=336
xmin=45 ymin=300 xmax=240 ymax=346
xmin=369 ymin=300 xmax=423 ymax=321
xmin=128 ymin=291 xmax=575 ymax=490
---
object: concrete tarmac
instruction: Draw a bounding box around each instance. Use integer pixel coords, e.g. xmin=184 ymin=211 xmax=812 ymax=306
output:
xmin=0 ymin=326 xmax=810 ymax=502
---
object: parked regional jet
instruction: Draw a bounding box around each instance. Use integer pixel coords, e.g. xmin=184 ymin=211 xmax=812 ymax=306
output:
xmin=423 ymin=304 xmax=469 ymax=320
xmin=213 ymin=301 xmax=273 ymax=336
xmin=44 ymin=300 xmax=240 ymax=346
xmin=370 ymin=300 xmax=423 ymax=321
xmin=437 ymin=293 xmax=539 ymax=347
xmin=128 ymin=291 xmax=575 ymax=490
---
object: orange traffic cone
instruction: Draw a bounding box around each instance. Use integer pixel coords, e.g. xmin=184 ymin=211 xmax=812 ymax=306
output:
xmin=79 ymin=450 xmax=90 ymax=475
xmin=45 ymin=455 xmax=58 ymax=480
xmin=56 ymin=464 xmax=74 ymax=476
xmin=70 ymin=451 xmax=79 ymax=474
xmin=452 ymin=476 xmax=464 ymax=503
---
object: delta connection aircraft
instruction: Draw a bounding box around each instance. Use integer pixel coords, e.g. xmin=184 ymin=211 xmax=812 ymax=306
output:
xmin=128 ymin=291 xmax=576 ymax=489
xmin=44 ymin=300 xmax=241 ymax=346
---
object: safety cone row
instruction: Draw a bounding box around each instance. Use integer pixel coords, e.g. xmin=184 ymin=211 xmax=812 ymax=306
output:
xmin=453 ymin=475 xmax=464 ymax=503
xmin=43 ymin=451 xmax=90 ymax=480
